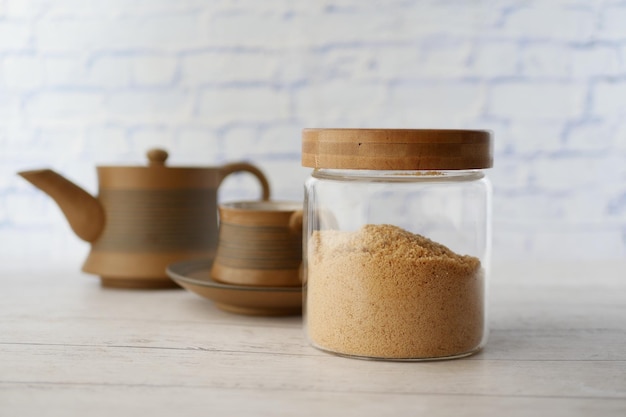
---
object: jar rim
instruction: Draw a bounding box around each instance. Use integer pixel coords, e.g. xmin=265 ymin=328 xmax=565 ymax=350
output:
xmin=302 ymin=128 xmax=493 ymax=170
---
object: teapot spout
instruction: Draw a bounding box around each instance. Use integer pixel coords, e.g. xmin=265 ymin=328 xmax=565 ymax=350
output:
xmin=18 ymin=169 xmax=105 ymax=242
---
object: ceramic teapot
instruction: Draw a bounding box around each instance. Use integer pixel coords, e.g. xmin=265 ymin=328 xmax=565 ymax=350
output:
xmin=18 ymin=148 xmax=271 ymax=289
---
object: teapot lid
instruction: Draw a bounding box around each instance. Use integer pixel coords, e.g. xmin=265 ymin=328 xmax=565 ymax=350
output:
xmin=97 ymin=148 xmax=218 ymax=189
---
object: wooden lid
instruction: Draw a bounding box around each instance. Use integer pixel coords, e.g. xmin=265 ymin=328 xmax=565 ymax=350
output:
xmin=97 ymin=148 xmax=218 ymax=189
xmin=302 ymin=129 xmax=493 ymax=170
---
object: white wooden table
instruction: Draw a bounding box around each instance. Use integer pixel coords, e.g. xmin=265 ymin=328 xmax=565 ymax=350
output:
xmin=1 ymin=260 xmax=625 ymax=416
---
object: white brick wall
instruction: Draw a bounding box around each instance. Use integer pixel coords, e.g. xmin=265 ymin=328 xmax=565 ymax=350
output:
xmin=1 ymin=0 xmax=626 ymax=263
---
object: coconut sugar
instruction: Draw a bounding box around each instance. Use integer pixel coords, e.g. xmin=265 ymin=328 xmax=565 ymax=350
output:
xmin=306 ymin=224 xmax=484 ymax=359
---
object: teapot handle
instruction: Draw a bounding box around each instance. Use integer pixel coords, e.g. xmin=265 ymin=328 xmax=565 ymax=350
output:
xmin=217 ymin=162 xmax=271 ymax=201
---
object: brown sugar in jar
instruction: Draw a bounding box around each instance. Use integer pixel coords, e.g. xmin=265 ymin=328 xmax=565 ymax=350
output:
xmin=301 ymin=129 xmax=493 ymax=360
xmin=307 ymin=224 xmax=484 ymax=359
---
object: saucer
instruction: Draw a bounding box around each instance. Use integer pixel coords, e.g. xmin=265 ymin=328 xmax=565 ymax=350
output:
xmin=166 ymin=259 xmax=302 ymax=316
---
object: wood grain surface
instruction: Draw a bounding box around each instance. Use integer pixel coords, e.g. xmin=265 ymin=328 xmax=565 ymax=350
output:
xmin=0 ymin=260 xmax=625 ymax=416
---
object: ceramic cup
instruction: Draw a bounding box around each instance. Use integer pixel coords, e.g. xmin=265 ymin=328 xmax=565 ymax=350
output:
xmin=211 ymin=201 xmax=303 ymax=287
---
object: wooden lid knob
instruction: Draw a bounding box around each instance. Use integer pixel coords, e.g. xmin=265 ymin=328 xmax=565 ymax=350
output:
xmin=302 ymin=129 xmax=493 ymax=170
xmin=147 ymin=148 xmax=169 ymax=166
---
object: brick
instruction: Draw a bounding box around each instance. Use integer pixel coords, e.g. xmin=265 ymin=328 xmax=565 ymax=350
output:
xmin=175 ymin=128 xmax=221 ymax=164
xmin=503 ymin=183 xmax=624 ymax=226
xmin=374 ymin=42 xmax=473 ymax=80
xmin=415 ymin=40 xmax=473 ymax=78
xmin=86 ymin=55 xmax=132 ymax=88
xmin=40 ymin=0 xmax=211 ymax=17
xmin=598 ymin=6 xmax=626 ymax=41
xmin=521 ymin=44 xmax=571 ymax=79
xmin=0 ymin=126 xmax=85 ymax=169
xmin=43 ymin=55 xmax=131 ymax=88
xmin=467 ymin=42 xmax=519 ymax=78
xmin=494 ymin=5 xmax=595 ymax=41
xmin=198 ymin=87 xmax=290 ymax=124
xmin=83 ymin=126 xmax=129 ymax=159
xmin=105 ymin=90 xmax=192 ymax=120
xmin=213 ymin=0 xmax=310 ymax=15
xmin=592 ymin=81 xmax=626 ymax=116
xmin=583 ymin=185 xmax=626 ymax=221
xmin=489 ymin=82 xmax=584 ymax=120
xmin=613 ymin=122 xmax=626 ymax=152
xmin=295 ymin=80 xmax=385 ymax=125
xmin=493 ymin=221 xmax=626 ymax=260
xmin=316 ymin=47 xmax=381 ymax=81
xmin=25 ymin=91 xmax=105 ymax=122
xmin=132 ymin=56 xmax=177 ymax=86
xmin=565 ymin=121 xmax=614 ymax=152
xmin=531 ymin=228 xmax=625 ymax=259
xmin=43 ymin=57 xmax=86 ymax=87
xmin=3 ymin=0 xmax=43 ymax=18
xmin=208 ymin=8 xmax=402 ymax=48
xmin=206 ymin=13 xmax=309 ymax=48
xmin=530 ymin=153 xmax=623 ymax=192
xmin=220 ymin=127 xmax=260 ymax=159
xmin=0 ymin=125 xmax=37 ymax=160
xmin=35 ymin=18 xmax=110 ymax=52
xmin=44 ymin=56 xmax=133 ymax=88
xmin=606 ymin=187 xmax=626 ymax=220
xmin=112 ymin=15 xmax=203 ymax=50
xmin=5 ymin=191 xmax=57 ymax=226
xmin=274 ymin=49 xmax=309 ymax=85
xmin=35 ymin=127 xmax=84 ymax=159
xmin=494 ymin=191 xmax=566 ymax=223
xmin=0 ymin=93 xmax=21 ymax=123
xmin=0 ymin=195 xmax=6 ymax=225
xmin=0 ymin=21 xmax=31 ymax=50
xmin=489 ymin=157 xmax=533 ymax=192
xmin=181 ymin=52 xmax=277 ymax=85
xmin=491 ymin=228 xmax=533 ymax=261
xmin=2 ymin=56 xmax=45 ymax=90
xmin=571 ymin=46 xmax=622 ymax=79
xmin=36 ymin=15 xmax=203 ymax=52
xmin=258 ymin=124 xmax=301 ymax=155
xmin=385 ymin=82 xmax=484 ymax=126
xmin=304 ymin=2 xmax=498 ymax=44
xmin=508 ymin=121 xmax=564 ymax=154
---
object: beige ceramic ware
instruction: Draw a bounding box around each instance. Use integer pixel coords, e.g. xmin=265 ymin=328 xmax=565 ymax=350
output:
xmin=167 ymin=258 xmax=302 ymax=316
xmin=211 ymin=201 xmax=303 ymax=287
xmin=18 ymin=148 xmax=271 ymax=289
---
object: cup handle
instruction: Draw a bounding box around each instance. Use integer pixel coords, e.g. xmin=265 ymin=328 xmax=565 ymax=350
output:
xmin=217 ymin=162 xmax=271 ymax=201
xmin=288 ymin=210 xmax=304 ymax=283
xmin=289 ymin=210 xmax=303 ymax=236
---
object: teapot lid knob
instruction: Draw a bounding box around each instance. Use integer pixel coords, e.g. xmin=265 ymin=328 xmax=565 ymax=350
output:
xmin=147 ymin=148 xmax=169 ymax=166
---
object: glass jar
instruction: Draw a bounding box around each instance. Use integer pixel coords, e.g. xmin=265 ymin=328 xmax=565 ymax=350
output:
xmin=301 ymin=129 xmax=493 ymax=361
